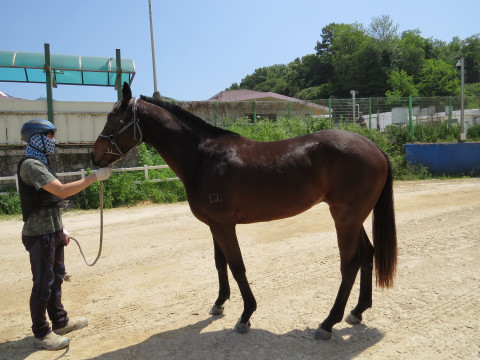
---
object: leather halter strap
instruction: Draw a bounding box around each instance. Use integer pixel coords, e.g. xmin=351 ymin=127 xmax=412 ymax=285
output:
xmin=97 ymin=98 xmax=143 ymax=159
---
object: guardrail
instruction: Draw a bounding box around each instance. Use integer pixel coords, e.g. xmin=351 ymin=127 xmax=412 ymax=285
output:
xmin=0 ymin=165 xmax=179 ymax=194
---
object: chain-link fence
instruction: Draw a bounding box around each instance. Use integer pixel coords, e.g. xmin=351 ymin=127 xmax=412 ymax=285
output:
xmin=178 ymin=96 xmax=480 ymax=133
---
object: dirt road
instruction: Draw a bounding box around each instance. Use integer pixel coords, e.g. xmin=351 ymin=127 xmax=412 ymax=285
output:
xmin=0 ymin=178 xmax=479 ymax=360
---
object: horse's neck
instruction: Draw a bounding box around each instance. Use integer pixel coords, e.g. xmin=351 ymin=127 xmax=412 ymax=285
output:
xmin=141 ymin=104 xmax=201 ymax=184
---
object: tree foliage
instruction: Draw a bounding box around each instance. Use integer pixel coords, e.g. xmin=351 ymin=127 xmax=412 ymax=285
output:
xmin=227 ymin=16 xmax=479 ymax=99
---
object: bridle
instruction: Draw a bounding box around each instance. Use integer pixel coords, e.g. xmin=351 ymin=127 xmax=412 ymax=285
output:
xmin=97 ymin=98 xmax=143 ymax=161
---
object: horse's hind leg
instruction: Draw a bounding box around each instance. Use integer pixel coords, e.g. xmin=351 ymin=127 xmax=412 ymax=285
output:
xmin=209 ymin=240 xmax=230 ymax=315
xmin=345 ymin=227 xmax=374 ymax=325
xmin=316 ymin=222 xmax=362 ymax=340
xmin=209 ymin=223 xmax=257 ymax=333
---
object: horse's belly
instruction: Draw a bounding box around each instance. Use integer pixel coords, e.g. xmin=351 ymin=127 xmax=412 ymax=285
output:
xmin=235 ymin=191 xmax=323 ymax=224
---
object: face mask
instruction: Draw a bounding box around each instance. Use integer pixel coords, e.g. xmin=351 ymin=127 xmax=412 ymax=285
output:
xmin=28 ymin=133 xmax=56 ymax=154
xmin=43 ymin=134 xmax=56 ymax=154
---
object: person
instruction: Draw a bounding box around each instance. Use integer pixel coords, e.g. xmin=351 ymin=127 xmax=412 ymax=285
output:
xmin=357 ymin=112 xmax=366 ymax=128
xmin=18 ymin=119 xmax=112 ymax=351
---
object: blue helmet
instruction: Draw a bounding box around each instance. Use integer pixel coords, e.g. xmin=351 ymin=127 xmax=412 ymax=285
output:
xmin=21 ymin=119 xmax=57 ymax=142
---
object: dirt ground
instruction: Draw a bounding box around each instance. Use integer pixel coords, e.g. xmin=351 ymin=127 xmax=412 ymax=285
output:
xmin=0 ymin=178 xmax=479 ymax=360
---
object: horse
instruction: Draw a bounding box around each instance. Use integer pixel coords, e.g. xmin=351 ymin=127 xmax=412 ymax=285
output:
xmin=91 ymin=83 xmax=397 ymax=340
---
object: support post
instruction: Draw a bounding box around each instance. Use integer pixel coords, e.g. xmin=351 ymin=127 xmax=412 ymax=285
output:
xmin=44 ymin=43 xmax=54 ymax=124
xmin=116 ymin=49 xmax=122 ymax=101
xmin=409 ymin=96 xmax=414 ymax=135
xmin=328 ymin=98 xmax=332 ymax=121
xmin=448 ymin=96 xmax=452 ymax=127
xmin=368 ymin=97 xmax=372 ymax=129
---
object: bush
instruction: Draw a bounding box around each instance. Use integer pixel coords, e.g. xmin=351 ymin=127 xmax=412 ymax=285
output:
xmin=0 ymin=191 xmax=21 ymax=215
xmin=467 ymin=123 xmax=480 ymax=140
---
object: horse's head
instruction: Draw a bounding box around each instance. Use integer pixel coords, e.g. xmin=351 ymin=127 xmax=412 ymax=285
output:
xmin=91 ymin=83 xmax=142 ymax=167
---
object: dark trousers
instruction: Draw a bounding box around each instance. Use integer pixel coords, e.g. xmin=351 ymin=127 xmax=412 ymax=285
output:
xmin=22 ymin=231 xmax=69 ymax=339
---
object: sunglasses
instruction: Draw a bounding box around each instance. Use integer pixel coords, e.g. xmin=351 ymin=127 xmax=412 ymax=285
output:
xmin=44 ymin=131 xmax=56 ymax=137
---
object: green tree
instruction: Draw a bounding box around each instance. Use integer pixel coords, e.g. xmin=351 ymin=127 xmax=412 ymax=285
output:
xmin=463 ymin=34 xmax=480 ymax=83
xmin=391 ymin=30 xmax=428 ymax=80
xmin=324 ymin=23 xmax=387 ymax=96
xmin=385 ymin=69 xmax=419 ymax=97
xmin=417 ymin=59 xmax=460 ymax=96
xmin=368 ymin=15 xmax=399 ymax=48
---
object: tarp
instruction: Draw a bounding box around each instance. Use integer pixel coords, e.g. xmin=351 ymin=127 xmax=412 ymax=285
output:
xmin=0 ymin=50 xmax=135 ymax=86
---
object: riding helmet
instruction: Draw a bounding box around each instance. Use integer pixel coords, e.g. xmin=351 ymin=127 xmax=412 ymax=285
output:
xmin=21 ymin=119 xmax=57 ymax=142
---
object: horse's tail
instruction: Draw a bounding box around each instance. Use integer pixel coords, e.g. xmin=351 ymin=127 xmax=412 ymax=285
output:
xmin=373 ymin=152 xmax=397 ymax=288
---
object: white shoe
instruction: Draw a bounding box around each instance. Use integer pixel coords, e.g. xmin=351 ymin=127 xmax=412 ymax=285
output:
xmin=54 ymin=317 xmax=88 ymax=335
xmin=34 ymin=331 xmax=69 ymax=350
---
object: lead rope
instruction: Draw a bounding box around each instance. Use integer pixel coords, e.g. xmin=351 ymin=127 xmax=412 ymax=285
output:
xmin=68 ymin=180 xmax=104 ymax=266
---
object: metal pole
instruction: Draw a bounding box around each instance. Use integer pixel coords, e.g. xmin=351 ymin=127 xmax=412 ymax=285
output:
xmin=350 ymin=90 xmax=356 ymax=123
xmin=460 ymin=58 xmax=465 ymax=140
xmin=368 ymin=97 xmax=372 ymax=129
xmin=328 ymin=98 xmax=332 ymax=121
xmin=448 ymin=96 xmax=452 ymax=128
xmin=409 ymin=96 xmax=414 ymax=135
xmin=149 ymin=0 xmax=161 ymax=99
xmin=116 ymin=49 xmax=122 ymax=101
xmin=44 ymin=43 xmax=54 ymax=124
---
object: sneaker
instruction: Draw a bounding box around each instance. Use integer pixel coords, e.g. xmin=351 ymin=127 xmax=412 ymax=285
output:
xmin=34 ymin=332 xmax=69 ymax=350
xmin=54 ymin=317 xmax=88 ymax=335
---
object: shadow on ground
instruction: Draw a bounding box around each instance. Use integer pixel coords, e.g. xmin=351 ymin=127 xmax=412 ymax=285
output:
xmin=91 ymin=316 xmax=384 ymax=360
xmin=0 ymin=316 xmax=383 ymax=360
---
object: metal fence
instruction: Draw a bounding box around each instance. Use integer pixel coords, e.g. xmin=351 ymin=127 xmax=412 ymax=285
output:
xmin=181 ymin=96 xmax=480 ymax=132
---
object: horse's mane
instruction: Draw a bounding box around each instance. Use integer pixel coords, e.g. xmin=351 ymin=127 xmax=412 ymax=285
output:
xmin=140 ymin=95 xmax=238 ymax=138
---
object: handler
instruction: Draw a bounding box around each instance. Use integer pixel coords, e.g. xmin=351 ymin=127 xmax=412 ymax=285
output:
xmin=18 ymin=119 xmax=112 ymax=350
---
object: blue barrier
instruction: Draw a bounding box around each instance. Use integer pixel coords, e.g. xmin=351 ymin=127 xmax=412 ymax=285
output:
xmin=405 ymin=143 xmax=480 ymax=174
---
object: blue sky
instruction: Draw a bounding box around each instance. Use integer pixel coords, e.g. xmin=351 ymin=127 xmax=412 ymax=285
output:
xmin=1 ymin=0 xmax=479 ymax=102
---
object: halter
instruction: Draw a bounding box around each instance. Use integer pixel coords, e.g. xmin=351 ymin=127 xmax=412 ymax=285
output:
xmin=98 ymin=98 xmax=143 ymax=159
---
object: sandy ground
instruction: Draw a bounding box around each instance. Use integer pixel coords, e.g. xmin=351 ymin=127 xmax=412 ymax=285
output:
xmin=0 ymin=178 xmax=479 ymax=360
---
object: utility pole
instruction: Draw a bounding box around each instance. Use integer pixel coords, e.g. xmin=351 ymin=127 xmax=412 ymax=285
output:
xmin=149 ymin=0 xmax=161 ymax=99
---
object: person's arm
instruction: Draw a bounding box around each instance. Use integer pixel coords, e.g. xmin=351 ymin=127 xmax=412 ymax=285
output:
xmin=43 ymin=173 xmax=97 ymax=199
xmin=42 ymin=167 xmax=112 ymax=199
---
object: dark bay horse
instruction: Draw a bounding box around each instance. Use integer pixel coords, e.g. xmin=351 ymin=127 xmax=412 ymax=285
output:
xmin=92 ymin=83 xmax=397 ymax=340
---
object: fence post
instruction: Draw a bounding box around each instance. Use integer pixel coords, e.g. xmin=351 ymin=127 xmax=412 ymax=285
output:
xmin=368 ymin=97 xmax=372 ymax=129
xmin=214 ymin=101 xmax=217 ymax=126
xmin=328 ymin=98 xmax=332 ymax=120
xmin=253 ymin=99 xmax=257 ymax=124
xmin=408 ymin=96 xmax=414 ymax=135
xmin=448 ymin=96 xmax=452 ymax=128
xmin=80 ymin=169 xmax=85 ymax=179
xmin=144 ymin=165 xmax=149 ymax=180
xmin=15 ymin=174 xmax=19 ymax=192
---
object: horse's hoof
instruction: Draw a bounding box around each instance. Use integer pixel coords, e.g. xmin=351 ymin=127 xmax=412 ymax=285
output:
xmin=209 ymin=305 xmax=224 ymax=316
xmin=314 ymin=327 xmax=332 ymax=340
xmin=234 ymin=319 xmax=251 ymax=333
xmin=345 ymin=312 xmax=362 ymax=325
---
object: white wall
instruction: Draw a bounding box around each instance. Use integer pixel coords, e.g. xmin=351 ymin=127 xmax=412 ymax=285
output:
xmin=0 ymin=99 xmax=115 ymax=145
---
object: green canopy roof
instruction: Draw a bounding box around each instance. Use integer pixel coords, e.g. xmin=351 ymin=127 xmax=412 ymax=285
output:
xmin=0 ymin=50 xmax=135 ymax=86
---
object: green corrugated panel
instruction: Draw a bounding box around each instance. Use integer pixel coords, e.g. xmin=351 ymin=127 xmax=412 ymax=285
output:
xmin=0 ymin=50 xmax=135 ymax=86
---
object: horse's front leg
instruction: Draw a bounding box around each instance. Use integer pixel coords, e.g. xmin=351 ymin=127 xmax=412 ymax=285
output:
xmin=209 ymin=223 xmax=256 ymax=333
xmin=209 ymin=240 xmax=230 ymax=315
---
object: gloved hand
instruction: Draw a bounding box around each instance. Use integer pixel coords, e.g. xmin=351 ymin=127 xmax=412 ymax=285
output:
xmin=95 ymin=166 xmax=113 ymax=181
xmin=63 ymin=228 xmax=70 ymax=246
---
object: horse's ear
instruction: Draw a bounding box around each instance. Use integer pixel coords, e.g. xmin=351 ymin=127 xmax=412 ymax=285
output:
xmin=122 ymin=82 xmax=132 ymax=101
